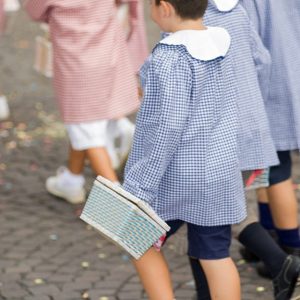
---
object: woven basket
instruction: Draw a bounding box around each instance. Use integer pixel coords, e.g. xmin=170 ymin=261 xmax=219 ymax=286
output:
xmin=243 ymin=168 xmax=270 ymax=191
xmin=80 ymin=176 xmax=170 ymax=259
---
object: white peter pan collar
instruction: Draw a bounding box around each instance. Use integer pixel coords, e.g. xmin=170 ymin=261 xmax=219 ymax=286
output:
xmin=159 ymin=27 xmax=231 ymax=61
xmin=211 ymin=0 xmax=239 ymax=12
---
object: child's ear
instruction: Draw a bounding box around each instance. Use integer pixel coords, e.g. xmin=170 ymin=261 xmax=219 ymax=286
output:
xmin=159 ymin=1 xmax=175 ymax=18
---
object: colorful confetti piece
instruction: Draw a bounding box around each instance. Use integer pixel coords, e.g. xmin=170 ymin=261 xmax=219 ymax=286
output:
xmin=81 ymin=261 xmax=90 ymax=268
xmin=34 ymin=278 xmax=44 ymax=285
xmin=237 ymin=259 xmax=246 ymax=266
xmin=49 ymin=234 xmax=58 ymax=241
xmin=256 ymin=286 xmax=265 ymax=292
xmin=98 ymin=253 xmax=107 ymax=259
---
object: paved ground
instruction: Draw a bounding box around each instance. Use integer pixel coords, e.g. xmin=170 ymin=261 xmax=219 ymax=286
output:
xmin=0 ymin=6 xmax=300 ymax=300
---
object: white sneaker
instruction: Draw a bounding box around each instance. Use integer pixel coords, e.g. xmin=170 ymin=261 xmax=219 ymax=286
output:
xmin=0 ymin=96 xmax=10 ymax=121
xmin=46 ymin=167 xmax=86 ymax=204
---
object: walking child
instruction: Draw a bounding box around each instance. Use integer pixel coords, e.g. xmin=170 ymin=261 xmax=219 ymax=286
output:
xmin=24 ymin=0 xmax=140 ymax=204
xmin=123 ymin=0 xmax=247 ymax=299
xmin=241 ymin=0 xmax=300 ymax=277
xmin=175 ymin=1 xmax=300 ymax=299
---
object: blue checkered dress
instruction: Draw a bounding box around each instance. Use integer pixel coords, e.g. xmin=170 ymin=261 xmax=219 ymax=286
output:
xmin=123 ymin=34 xmax=246 ymax=226
xmin=241 ymin=0 xmax=300 ymax=151
xmin=203 ymin=1 xmax=279 ymax=170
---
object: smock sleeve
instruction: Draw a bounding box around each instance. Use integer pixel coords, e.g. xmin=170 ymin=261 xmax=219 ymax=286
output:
xmin=249 ymin=20 xmax=271 ymax=100
xmin=23 ymin=0 xmax=52 ymax=23
xmin=123 ymin=50 xmax=192 ymax=204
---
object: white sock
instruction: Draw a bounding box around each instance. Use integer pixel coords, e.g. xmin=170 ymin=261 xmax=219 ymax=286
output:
xmin=62 ymin=168 xmax=85 ymax=187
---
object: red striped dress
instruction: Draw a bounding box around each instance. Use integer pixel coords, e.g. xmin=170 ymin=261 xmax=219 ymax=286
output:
xmin=126 ymin=0 xmax=148 ymax=73
xmin=24 ymin=0 xmax=140 ymax=124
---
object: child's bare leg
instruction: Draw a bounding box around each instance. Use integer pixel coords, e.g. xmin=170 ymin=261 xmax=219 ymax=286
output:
xmin=68 ymin=146 xmax=86 ymax=174
xmin=86 ymin=147 xmax=118 ymax=182
xmin=268 ymin=179 xmax=298 ymax=229
xmin=200 ymin=258 xmax=241 ymax=300
xmin=133 ymin=248 xmax=174 ymax=300
xmin=256 ymin=187 xmax=268 ymax=204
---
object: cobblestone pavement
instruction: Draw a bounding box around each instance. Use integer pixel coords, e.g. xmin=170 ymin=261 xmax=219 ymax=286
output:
xmin=1 ymin=7 xmax=300 ymax=300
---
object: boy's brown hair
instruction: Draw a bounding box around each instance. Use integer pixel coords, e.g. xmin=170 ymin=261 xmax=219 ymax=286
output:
xmin=155 ymin=0 xmax=208 ymax=20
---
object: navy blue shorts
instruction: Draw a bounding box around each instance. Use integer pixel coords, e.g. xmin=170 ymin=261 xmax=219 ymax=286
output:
xmin=269 ymin=151 xmax=292 ymax=186
xmin=165 ymin=220 xmax=231 ymax=260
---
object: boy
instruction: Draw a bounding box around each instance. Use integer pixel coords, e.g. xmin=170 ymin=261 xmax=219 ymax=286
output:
xmin=186 ymin=1 xmax=300 ymax=299
xmin=241 ymin=0 xmax=300 ymax=278
xmin=123 ymin=0 xmax=246 ymax=299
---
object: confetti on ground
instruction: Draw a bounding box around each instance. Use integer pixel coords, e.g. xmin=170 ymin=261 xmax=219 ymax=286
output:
xmin=237 ymin=259 xmax=246 ymax=266
xmin=98 ymin=253 xmax=107 ymax=259
xmin=168 ymin=244 xmax=175 ymax=250
xmin=185 ymin=280 xmax=195 ymax=287
xmin=0 ymin=164 xmax=6 ymax=171
xmin=82 ymin=292 xmax=89 ymax=299
xmin=34 ymin=278 xmax=44 ymax=285
xmin=294 ymin=183 xmax=300 ymax=191
xmin=99 ymin=297 xmax=109 ymax=300
xmin=5 ymin=141 xmax=17 ymax=150
xmin=256 ymin=286 xmax=265 ymax=292
xmin=49 ymin=234 xmax=58 ymax=241
xmin=81 ymin=261 xmax=90 ymax=268
xmin=30 ymin=163 xmax=38 ymax=171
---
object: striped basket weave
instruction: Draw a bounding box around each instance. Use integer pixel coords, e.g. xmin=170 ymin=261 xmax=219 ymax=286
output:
xmin=243 ymin=168 xmax=270 ymax=191
xmin=80 ymin=176 xmax=170 ymax=260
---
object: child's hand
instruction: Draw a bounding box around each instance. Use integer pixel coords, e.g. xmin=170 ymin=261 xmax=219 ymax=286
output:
xmin=153 ymin=234 xmax=166 ymax=252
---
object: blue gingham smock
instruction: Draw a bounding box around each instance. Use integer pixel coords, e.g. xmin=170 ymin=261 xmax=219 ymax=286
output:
xmin=241 ymin=0 xmax=300 ymax=151
xmin=204 ymin=0 xmax=278 ymax=170
xmin=123 ymin=28 xmax=246 ymax=226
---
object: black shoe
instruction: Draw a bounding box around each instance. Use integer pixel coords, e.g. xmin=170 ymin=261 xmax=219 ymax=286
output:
xmin=239 ymin=247 xmax=260 ymax=262
xmin=281 ymin=245 xmax=300 ymax=257
xmin=257 ymin=261 xmax=272 ymax=279
xmin=273 ymin=255 xmax=300 ymax=300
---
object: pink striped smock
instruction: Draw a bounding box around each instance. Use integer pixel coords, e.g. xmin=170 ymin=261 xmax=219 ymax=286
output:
xmin=126 ymin=0 xmax=148 ymax=73
xmin=24 ymin=0 xmax=140 ymax=123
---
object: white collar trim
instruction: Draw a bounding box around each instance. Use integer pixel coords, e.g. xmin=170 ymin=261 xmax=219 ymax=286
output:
xmin=212 ymin=0 xmax=239 ymax=12
xmin=159 ymin=27 xmax=231 ymax=61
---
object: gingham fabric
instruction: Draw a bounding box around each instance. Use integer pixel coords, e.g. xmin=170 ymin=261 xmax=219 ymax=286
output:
xmin=241 ymin=0 xmax=300 ymax=151
xmin=124 ymin=30 xmax=246 ymax=226
xmin=24 ymin=0 xmax=139 ymax=123
xmin=140 ymin=2 xmax=279 ymax=171
xmin=204 ymin=1 xmax=279 ymax=170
